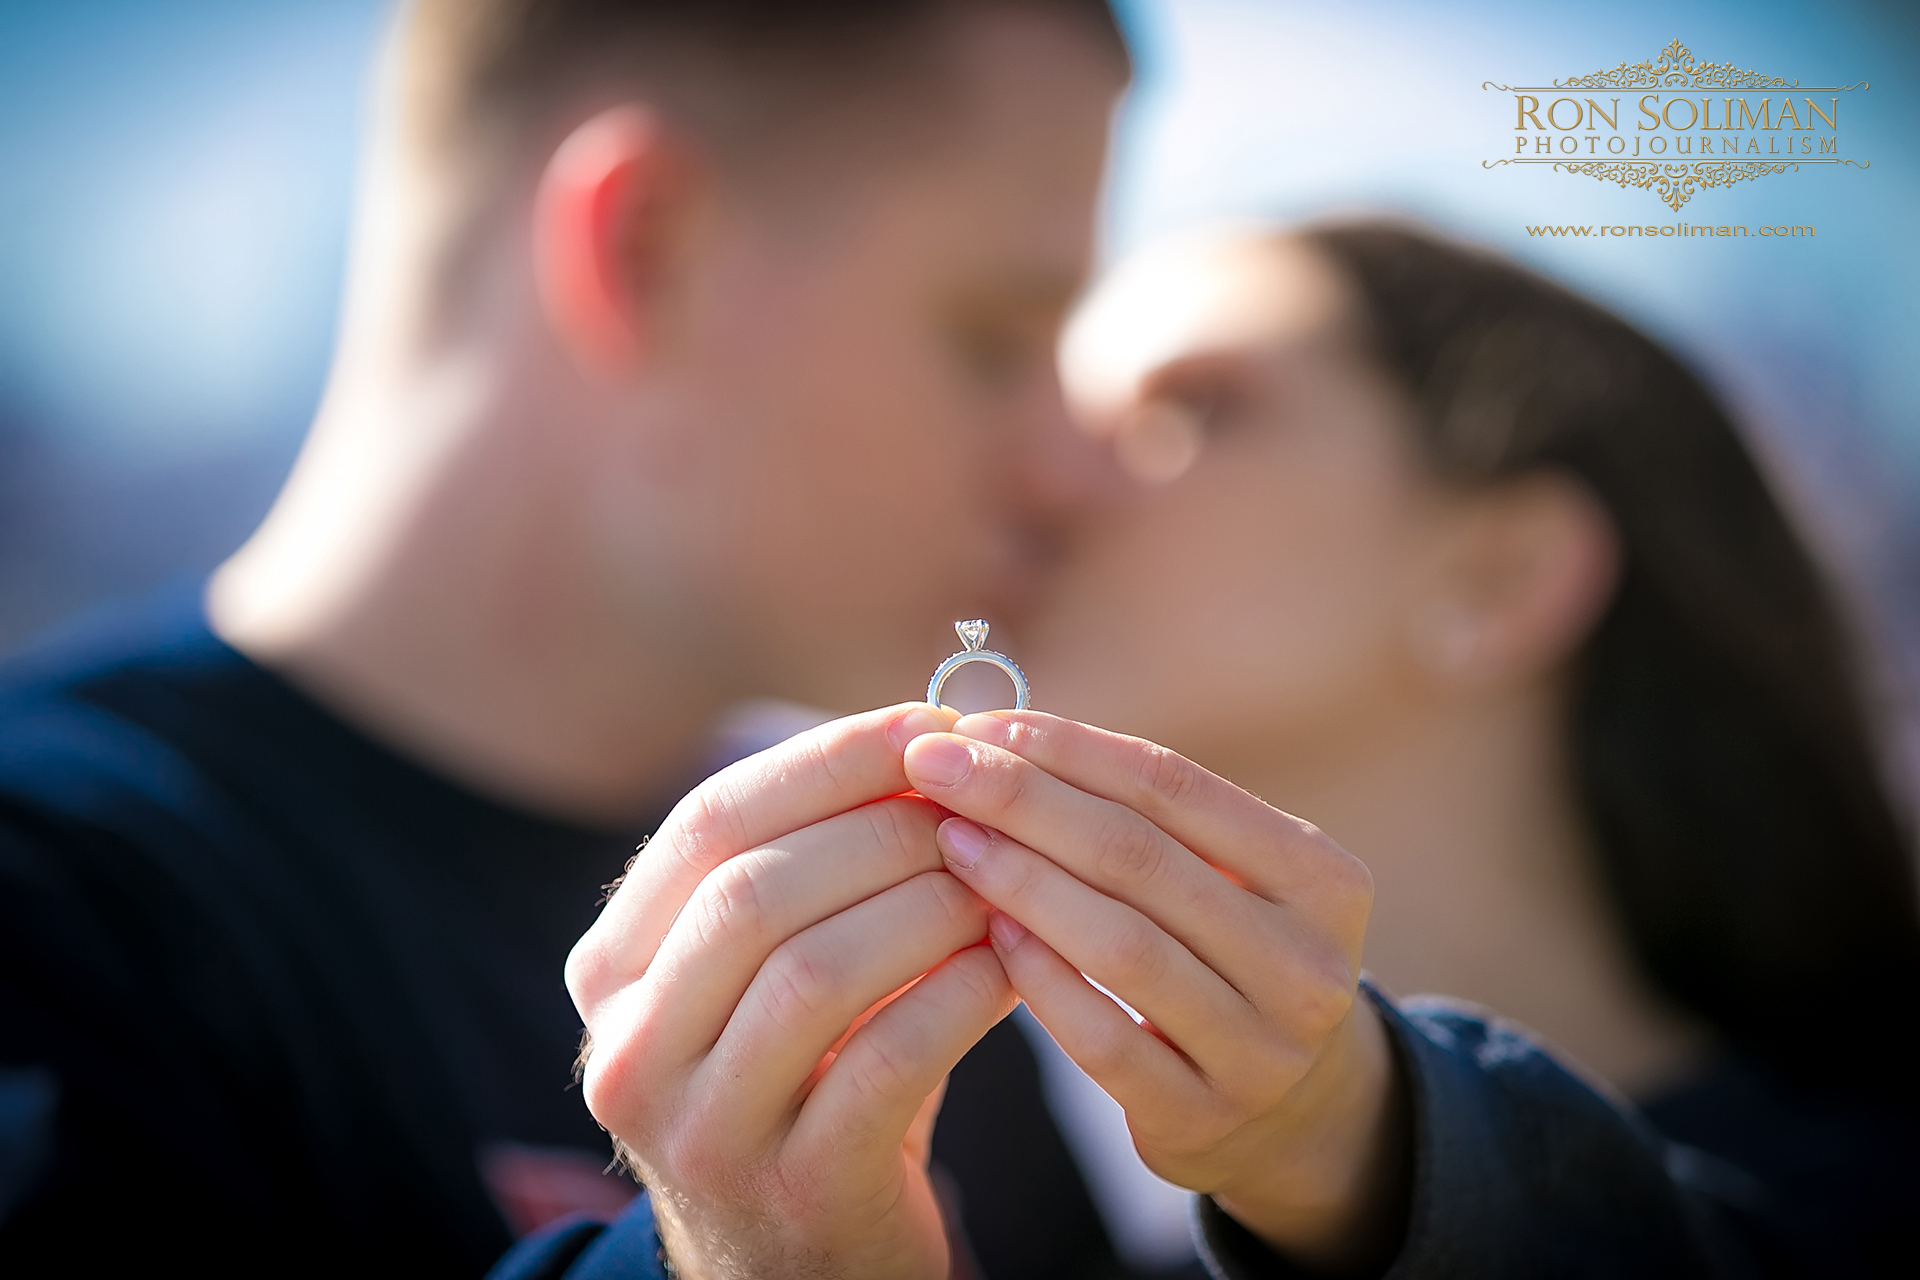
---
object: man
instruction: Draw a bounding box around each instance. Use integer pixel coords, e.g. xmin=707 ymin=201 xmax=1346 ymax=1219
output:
xmin=0 ymin=0 xmax=1130 ymax=1271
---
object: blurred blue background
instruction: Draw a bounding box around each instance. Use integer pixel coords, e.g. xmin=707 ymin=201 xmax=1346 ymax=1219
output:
xmin=2 ymin=0 xmax=1916 ymax=774
xmin=0 ymin=1 xmax=379 ymax=644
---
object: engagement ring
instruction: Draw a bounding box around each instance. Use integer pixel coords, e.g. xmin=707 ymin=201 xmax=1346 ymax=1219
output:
xmin=927 ymin=619 xmax=1030 ymax=712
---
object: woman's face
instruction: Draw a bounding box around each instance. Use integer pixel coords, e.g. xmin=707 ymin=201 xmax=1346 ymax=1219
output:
xmin=1027 ymin=234 xmax=1448 ymax=773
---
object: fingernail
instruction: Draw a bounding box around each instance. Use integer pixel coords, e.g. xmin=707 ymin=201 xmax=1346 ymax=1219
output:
xmin=888 ymin=705 xmax=951 ymax=753
xmin=940 ymin=817 xmax=991 ymax=870
xmin=907 ymin=735 xmax=972 ymax=788
xmin=953 ymin=714 xmax=1012 ymax=749
xmin=988 ymin=910 xmax=1028 ymax=950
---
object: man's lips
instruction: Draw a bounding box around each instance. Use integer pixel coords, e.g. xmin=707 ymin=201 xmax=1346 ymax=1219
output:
xmin=987 ymin=520 xmax=1071 ymax=625
xmin=973 ymin=561 xmax=1048 ymax=638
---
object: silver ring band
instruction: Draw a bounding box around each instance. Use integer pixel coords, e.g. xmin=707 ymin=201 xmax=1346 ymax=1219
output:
xmin=927 ymin=619 xmax=1030 ymax=711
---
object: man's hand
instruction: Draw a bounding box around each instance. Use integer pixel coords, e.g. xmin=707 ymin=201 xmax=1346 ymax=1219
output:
xmin=901 ymin=712 xmax=1407 ymax=1271
xmin=567 ymin=703 xmax=1015 ymax=1280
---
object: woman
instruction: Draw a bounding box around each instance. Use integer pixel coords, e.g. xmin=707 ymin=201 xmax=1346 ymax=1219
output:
xmin=1024 ymin=218 xmax=1920 ymax=1274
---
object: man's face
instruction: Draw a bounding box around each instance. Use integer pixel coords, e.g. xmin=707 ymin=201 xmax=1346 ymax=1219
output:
xmin=614 ymin=12 xmax=1125 ymax=712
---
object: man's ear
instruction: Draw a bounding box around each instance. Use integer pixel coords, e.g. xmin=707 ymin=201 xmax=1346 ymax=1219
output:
xmin=533 ymin=105 xmax=703 ymax=377
xmin=1410 ymin=472 xmax=1620 ymax=687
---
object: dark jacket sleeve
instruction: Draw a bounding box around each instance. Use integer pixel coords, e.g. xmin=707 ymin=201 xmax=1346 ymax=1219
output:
xmin=487 ymin=1195 xmax=667 ymax=1280
xmin=1194 ymin=986 xmax=1753 ymax=1280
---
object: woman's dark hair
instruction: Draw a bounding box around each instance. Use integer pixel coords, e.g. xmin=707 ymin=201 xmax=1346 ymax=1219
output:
xmin=1300 ymin=219 xmax=1920 ymax=1088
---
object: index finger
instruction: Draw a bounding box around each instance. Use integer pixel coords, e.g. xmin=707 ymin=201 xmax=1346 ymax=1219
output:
xmin=948 ymin=711 xmax=1352 ymax=905
xmin=574 ymin=702 xmax=957 ymax=990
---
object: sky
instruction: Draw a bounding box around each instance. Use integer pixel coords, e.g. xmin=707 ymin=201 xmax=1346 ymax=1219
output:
xmin=0 ymin=1 xmax=382 ymax=639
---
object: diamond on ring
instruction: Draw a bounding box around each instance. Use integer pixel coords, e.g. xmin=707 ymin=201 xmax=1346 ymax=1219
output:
xmin=927 ymin=619 xmax=1030 ymax=712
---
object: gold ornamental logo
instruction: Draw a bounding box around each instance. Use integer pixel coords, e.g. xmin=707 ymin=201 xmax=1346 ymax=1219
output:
xmin=1483 ymin=40 xmax=1869 ymax=212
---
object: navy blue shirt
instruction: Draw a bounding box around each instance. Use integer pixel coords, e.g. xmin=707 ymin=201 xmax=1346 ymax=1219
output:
xmin=0 ymin=588 xmax=645 ymax=1273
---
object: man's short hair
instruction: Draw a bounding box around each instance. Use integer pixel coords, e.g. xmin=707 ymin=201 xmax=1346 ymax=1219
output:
xmin=402 ymin=0 xmax=1127 ymax=170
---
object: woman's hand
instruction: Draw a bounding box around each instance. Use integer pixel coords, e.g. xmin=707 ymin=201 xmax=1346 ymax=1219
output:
xmin=568 ymin=703 xmax=1012 ymax=1280
xmin=901 ymin=711 xmax=1408 ymax=1270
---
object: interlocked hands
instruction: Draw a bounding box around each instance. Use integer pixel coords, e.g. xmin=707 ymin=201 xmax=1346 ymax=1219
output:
xmin=566 ymin=704 xmax=1400 ymax=1280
